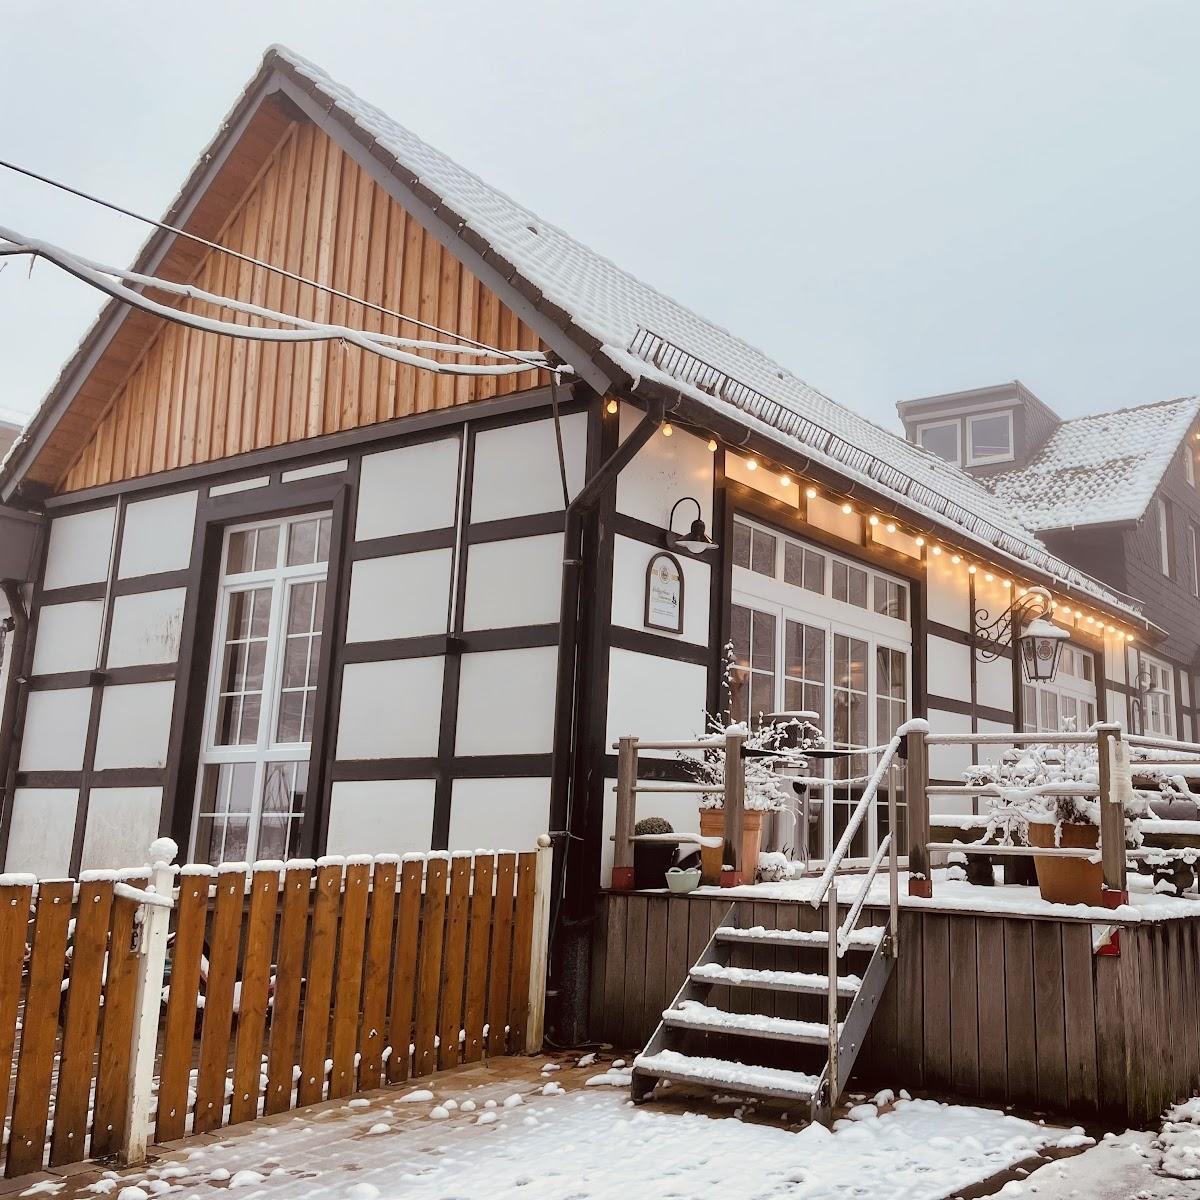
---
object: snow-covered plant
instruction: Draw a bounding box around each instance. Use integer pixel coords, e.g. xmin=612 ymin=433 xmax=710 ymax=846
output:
xmin=676 ymin=642 xmax=825 ymax=811
xmin=964 ymin=726 xmax=1148 ymax=846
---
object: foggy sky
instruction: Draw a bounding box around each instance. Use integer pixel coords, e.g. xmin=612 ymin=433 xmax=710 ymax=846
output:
xmin=3 ymin=1 xmax=1199 ymax=432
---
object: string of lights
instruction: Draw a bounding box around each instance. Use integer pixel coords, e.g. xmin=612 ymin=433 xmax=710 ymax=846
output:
xmin=603 ymin=402 xmax=1145 ymax=645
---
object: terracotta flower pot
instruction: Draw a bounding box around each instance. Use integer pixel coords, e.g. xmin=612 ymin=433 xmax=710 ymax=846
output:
xmin=698 ymin=808 xmax=764 ymax=885
xmin=1027 ymin=821 xmax=1102 ymax=906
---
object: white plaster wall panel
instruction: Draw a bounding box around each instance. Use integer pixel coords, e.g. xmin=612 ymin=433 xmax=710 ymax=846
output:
xmin=976 ymin=655 xmax=1016 ymax=714
xmin=724 ymin=455 xmax=800 ymax=509
xmin=19 ymin=688 xmax=91 ymax=771
xmin=356 ymin=437 xmax=461 ymax=540
xmin=326 ymin=779 xmax=436 ymax=855
xmin=336 ymin=657 xmax=444 ymax=759
xmin=470 ymin=413 xmax=587 ymax=522
xmin=976 ymin=719 xmax=1015 ymax=770
xmin=610 ymin=535 xmax=710 ymax=646
xmin=606 ymin=648 xmax=708 ymax=759
xmin=925 ymin=562 xmax=967 ymax=629
xmin=462 ymin=535 xmax=563 ymax=630
xmin=925 ymin=708 xmax=974 ymax=792
xmin=106 ymin=589 xmax=186 ymax=667
xmin=94 ymin=681 xmax=175 ymax=770
xmin=871 ymin=525 xmax=922 ymax=560
xmin=43 ymin=507 xmax=116 ymax=591
xmin=926 ymin=637 xmax=972 ymax=703
xmin=117 ymin=491 xmax=198 ymax=578
xmin=615 ymin=409 xmax=713 ymax=530
xmin=5 ymin=789 xmax=77 ymax=876
xmin=345 ymin=550 xmax=452 ymax=642
xmin=447 ymin=777 xmax=551 ymax=853
xmin=31 ymin=600 xmax=103 ymax=675
xmin=455 ymin=647 xmax=557 ymax=756
xmin=599 ymin=775 xmax=704 ymax=888
xmin=805 ymin=495 xmax=862 ymax=545
xmin=80 ymin=788 xmax=163 ymax=871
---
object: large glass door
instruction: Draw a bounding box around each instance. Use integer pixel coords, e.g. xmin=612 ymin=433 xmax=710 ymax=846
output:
xmin=729 ymin=516 xmax=912 ymax=865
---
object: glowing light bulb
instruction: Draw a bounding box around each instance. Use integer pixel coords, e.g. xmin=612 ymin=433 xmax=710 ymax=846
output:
xmin=984 ymin=572 xmax=994 ymax=582
xmin=1074 ymin=609 xmax=1083 ymax=619
xmin=1018 ymin=587 xmax=1027 ymax=596
xmin=746 ymin=458 xmax=758 ymax=471
xmin=951 ymin=554 xmax=961 ymax=565
xmin=915 ymin=536 xmax=926 ymax=547
xmin=868 ymin=515 xmax=880 ymax=526
xmin=841 ymin=502 xmax=853 ymax=515
xmin=1003 ymin=579 xmax=1012 ymax=588
xmin=779 ymin=474 xmax=792 ymax=487
xmin=968 ymin=564 xmax=977 ymax=575
xmin=931 ymin=545 xmax=941 ymax=556
xmin=1127 ymin=634 xmax=1135 ymax=645
xmin=805 ymin=486 xmax=817 ymax=499
xmin=605 ymin=398 xmax=619 ymax=415
xmin=886 ymin=522 xmax=896 ymax=533
xmin=661 ymin=423 xmax=673 ymax=437
xmin=1107 ymin=625 xmax=1116 ymax=633
xmin=707 ymin=438 xmax=718 ymax=452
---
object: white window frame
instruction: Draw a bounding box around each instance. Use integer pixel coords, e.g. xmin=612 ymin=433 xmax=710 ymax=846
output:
xmin=1186 ymin=448 xmax=1196 ymax=489
xmin=1139 ymin=652 xmax=1176 ymax=739
xmin=1159 ymin=498 xmax=1172 ymax=577
xmin=916 ymin=419 xmax=962 ymax=466
xmin=965 ymin=410 xmax=1015 ymax=466
xmin=1190 ymin=523 xmax=1200 ymax=598
xmin=730 ymin=516 xmax=912 ymax=863
xmin=190 ymin=511 xmax=331 ymax=864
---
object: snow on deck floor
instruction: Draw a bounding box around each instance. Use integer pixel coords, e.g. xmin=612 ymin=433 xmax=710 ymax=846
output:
xmin=716 ymin=867 xmax=1200 ymax=923
xmin=26 ymin=1056 xmax=1092 ymax=1200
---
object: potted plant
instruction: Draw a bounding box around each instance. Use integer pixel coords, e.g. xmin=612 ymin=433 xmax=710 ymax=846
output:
xmin=965 ymin=735 xmax=1148 ymax=905
xmin=633 ymin=816 xmax=677 ymax=889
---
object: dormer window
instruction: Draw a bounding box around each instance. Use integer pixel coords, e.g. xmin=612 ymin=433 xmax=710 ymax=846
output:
xmin=916 ymin=420 xmax=961 ymax=466
xmin=966 ymin=411 xmax=1014 ymax=466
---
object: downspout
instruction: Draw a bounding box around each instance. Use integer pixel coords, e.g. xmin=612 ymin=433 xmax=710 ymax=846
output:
xmin=0 ymin=580 xmax=30 ymax=869
xmin=548 ymin=396 xmax=665 ymax=1038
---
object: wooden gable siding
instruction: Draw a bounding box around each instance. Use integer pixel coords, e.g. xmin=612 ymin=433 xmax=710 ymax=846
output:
xmin=60 ymin=121 xmax=545 ymax=493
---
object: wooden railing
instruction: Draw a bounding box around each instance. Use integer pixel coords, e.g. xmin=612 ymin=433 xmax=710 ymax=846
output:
xmin=0 ymin=840 xmax=552 ymax=1179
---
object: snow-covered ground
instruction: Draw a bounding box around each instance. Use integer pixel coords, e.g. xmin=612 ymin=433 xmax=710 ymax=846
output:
xmin=28 ymin=1056 xmax=1095 ymax=1200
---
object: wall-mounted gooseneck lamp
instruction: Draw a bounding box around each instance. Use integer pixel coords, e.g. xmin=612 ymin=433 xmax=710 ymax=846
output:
xmin=665 ymin=497 xmax=719 ymax=555
xmin=974 ymin=584 xmax=1069 ymax=684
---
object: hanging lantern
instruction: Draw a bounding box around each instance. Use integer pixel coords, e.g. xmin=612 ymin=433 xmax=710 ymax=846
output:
xmin=1017 ymin=617 xmax=1069 ymax=683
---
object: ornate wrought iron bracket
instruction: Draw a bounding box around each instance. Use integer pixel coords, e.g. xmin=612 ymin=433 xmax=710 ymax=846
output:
xmin=972 ymin=585 xmax=1052 ymax=663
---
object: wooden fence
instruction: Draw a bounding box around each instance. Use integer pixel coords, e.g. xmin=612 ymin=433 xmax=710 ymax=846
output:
xmin=0 ymin=844 xmax=551 ymax=1179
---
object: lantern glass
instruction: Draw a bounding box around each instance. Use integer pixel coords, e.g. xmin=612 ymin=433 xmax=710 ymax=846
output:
xmin=1018 ymin=618 xmax=1067 ymax=683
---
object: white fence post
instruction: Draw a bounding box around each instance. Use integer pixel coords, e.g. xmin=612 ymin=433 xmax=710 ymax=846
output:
xmin=120 ymin=838 xmax=178 ymax=1165
xmin=525 ymin=833 xmax=554 ymax=1053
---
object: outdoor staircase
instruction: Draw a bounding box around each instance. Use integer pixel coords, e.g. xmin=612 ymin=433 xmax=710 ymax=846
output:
xmin=630 ymin=907 xmax=896 ymax=1122
xmin=630 ymin=724 xmax=910 ymax=1123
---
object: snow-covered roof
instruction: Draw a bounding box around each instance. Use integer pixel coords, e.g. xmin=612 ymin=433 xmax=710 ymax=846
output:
xmin=270 ymin=47 xmax=1147 ymax=622
xmin=986 ymin=396 xmax=1200 ymax=532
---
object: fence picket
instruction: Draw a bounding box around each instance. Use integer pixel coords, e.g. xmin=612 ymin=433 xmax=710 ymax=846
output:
xmin=437 ymin=855 xmax=471 ymax=1071
xmin=358 ymin=860 xmax=397 ymax=1091
xmin=413 ymin=858 xmax=448 ymax=1077
xmin=298 ymin=863 xmax=343 ymax=1106
xmin=508 ymin=852 xmax=537 ymax=1053
xmin=462 ymin=854 xmax=495 ymax=1063
xmin=156 ymin=871 xmax=211 ymax=1142
xmin=386 ymin=859 xmax=424 ymax=1083
xmin=229 ymin=867 xmax=281 ymax=1124
xmin=264 ymin=865 xmax=311 ymax=1115
xmin=193 ymin=868 xmax=247 ymax=1133
xmin=50 ymin=879 xmax=114 ymax=1166
xmin=0 ymin=881 xmax=33 ymax=1150
xmin=8 ymin=879 xmax=75 ymax=1177
xmin=91 ymin=882 xmax=144 ymax=1158
xmin=486 ymin=854 xmax=517 ymax=1057
xmin=329 ymin=862 xmax=371 ymax=1098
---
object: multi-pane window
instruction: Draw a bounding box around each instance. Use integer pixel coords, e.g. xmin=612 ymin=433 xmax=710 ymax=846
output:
xmin=1140 ymin=655 xmax=1176 ymax=738
xmin=193 ymin=513 xmax=332 ymax=866
xmin=730 ymin=516 xmax=910 ymax=863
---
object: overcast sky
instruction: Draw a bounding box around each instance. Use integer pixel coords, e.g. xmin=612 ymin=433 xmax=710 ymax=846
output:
xmin=2 ymin=1 xmax=1199 ymax=432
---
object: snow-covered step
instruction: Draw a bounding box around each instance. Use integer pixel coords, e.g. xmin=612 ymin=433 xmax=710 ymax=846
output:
xmin=716 ymin=925 xmax=884 ymax=951
xmin=690 ymin=962 xmax=860 ymax=997
xmin=633 ymin=1049 xmax=820 ymax=1100
xmin=662 ymin=999 xmax=838 ymax=1045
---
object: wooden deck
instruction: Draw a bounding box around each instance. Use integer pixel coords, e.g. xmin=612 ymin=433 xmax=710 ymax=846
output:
xmin=589 ymin=890 xmax=1200 ymax=1126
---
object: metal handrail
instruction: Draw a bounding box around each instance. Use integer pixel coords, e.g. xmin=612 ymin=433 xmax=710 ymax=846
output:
xmin=810 ymin=735 xmax=903 ymax=908
xmin=838 ymin=832 xmax=891 ymax=951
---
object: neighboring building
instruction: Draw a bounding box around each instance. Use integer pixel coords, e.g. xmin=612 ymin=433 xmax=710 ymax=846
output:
xmin=898 ymin=383 xmax=1200 ymax=741
xmin=0 ymin=48 xmax=1164 ymax=1034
